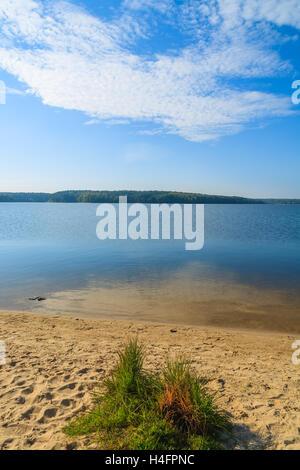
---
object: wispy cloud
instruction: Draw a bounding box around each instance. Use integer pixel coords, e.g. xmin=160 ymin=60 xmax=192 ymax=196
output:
xmin=122 ymin=0 xmax=172 ymax=13
xmin=4 ymin=86 xmax=26 ymax=96
xmin=84 ymin=119 xmax=100 ymax=126
xmin=0 ymin=0 xmax=298 ymax=142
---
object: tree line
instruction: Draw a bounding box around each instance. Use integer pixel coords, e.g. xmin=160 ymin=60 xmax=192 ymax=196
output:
xmin=0 ymin=190 xmax=299 ymax=204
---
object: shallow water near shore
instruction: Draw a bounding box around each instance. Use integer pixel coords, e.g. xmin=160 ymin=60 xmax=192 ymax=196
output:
xmin=0 ymin=203 xmax=299 ymax=333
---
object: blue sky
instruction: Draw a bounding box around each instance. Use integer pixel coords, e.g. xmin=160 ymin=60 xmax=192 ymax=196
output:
xmin=0 ymin=0 xmax=299 ymax=198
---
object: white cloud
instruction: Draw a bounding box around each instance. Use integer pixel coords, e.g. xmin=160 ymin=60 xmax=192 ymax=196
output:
xmin=190 ymin=0 xmax=300 ymax=31
xmin=122 ymin=0 xmax=172 ymax=13
xmin=240 ymin=0 xmax=300 ymax=30
xmin=0 ymin=0 xmax=298 ymax=142
xmin=6 ymin=86 xmax=26 ymax=95
xmin=84 ymin=119 xmax=100 ymax=126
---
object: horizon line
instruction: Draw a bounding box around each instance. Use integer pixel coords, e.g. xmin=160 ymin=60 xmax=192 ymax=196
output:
xmin=0 ymin=189 xmax=300 ymax=201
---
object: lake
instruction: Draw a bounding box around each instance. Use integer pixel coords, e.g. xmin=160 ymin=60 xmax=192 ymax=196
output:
xmin=0 ymin=203 xmax=299 ymax=333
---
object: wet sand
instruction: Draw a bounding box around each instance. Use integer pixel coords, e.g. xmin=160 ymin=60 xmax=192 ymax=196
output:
xmin=0 ymin=310 xmax=299 ymax=450
xmin=19 ymin=275 xmax=300 ymax=334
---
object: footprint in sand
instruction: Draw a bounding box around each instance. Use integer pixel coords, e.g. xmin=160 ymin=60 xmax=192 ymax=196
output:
xmin=15 ymin=395 xmax=26 ymax=405
xmin=1 ymin=438 xmax=14 ymax=450
xmin=61 ymin=398 xmax=74 ymax=407
xmin=38 ymin=407 xmax=57 ymax=423
xmin=21 ymin=407 xmax=35 ymax=420
xmin=34 ymin=392 xmax=53 ymax=403
xmin=21 ymin=385 xmax=34 ymax=395
xmin=58 ymin=382 xmax=77 ymax=391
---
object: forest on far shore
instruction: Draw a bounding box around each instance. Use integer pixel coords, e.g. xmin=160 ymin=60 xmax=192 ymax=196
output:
xmin=0 ymin=190 xmax=299 ymax=204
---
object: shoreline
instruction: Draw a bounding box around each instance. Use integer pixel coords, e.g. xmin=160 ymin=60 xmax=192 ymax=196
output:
xmin=5 ymin=275 xmax=300 ymax=336
xmin=3 ymin=307 xmax=299 ymax=338
xmin=0 ymin=310 xmax=299 ymax=450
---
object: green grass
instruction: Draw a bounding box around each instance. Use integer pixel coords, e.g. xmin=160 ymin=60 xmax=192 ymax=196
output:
xmin=63 ymin=339 xmax=229 ymax=450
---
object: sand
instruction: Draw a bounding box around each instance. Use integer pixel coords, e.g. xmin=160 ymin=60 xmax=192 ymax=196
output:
xmin=0 ymin=310 xmax=299 ymax=450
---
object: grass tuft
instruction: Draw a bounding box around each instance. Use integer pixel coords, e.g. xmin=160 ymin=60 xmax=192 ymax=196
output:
xmin=159 ymin=357 xmax=227 ymax=435
xmin=63 ymin=339 xmax=229 ymax=450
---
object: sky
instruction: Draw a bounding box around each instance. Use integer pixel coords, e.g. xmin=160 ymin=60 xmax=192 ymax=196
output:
xmin=0 ymin=0 xmax=299 ymax=198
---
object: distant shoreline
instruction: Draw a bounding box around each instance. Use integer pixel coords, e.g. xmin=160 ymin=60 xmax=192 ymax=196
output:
xmin=0 ymin=190 xmax=299 ymax=204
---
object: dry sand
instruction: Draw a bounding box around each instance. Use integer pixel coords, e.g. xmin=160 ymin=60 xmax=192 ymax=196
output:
xmin=0 ymin=310 xmax=299 ymax=450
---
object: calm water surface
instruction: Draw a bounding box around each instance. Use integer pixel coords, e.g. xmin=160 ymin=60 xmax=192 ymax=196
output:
xmin=0 ymin=203 xmax=299 ymax=332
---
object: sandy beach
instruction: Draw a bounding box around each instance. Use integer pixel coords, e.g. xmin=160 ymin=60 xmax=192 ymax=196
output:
xmin=0 ymin=310 xmax=299 ymax=450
